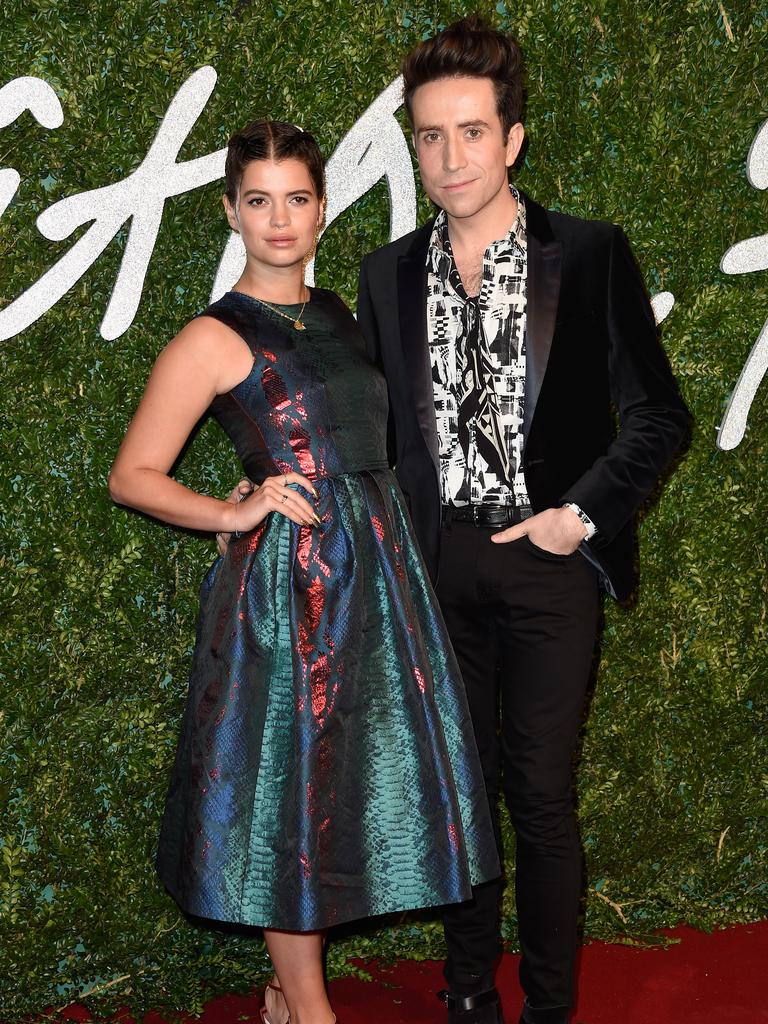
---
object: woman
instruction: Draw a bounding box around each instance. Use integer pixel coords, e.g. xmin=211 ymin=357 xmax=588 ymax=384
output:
xmin=109 ymin=120 xmax=498 ymax=1024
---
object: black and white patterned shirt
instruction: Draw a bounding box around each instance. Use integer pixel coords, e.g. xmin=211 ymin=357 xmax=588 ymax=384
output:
xmin=426 ymin=186 xmax=532 ymax=511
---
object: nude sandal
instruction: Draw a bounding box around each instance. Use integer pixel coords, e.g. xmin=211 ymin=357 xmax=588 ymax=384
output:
xmin=260 ymin=979 xmax=290 ymax=1024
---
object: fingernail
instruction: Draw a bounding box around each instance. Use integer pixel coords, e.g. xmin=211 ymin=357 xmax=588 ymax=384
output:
xmin=311 ymin=488 xmax=319 ymax=499
xmin=312 ymin=513 xmax=322 ymax=526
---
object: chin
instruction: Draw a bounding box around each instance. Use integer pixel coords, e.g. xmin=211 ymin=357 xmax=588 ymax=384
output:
xmin=258 ymin=250 xmax=306 ymax=267
xmin=438 ymin=195 xmax=486 ymax=220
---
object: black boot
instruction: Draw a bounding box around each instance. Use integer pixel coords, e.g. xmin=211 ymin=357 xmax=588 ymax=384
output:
xmin=518 ymin=998 xmax=570 ymax=1024
xmin=438 ymin=986 xmax=504 ymax=1024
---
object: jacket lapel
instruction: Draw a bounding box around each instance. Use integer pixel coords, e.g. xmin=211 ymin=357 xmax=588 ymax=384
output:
xmin=522 ymin=192 xmax=562 ymax=440
xmin=397 ymin=222 xmax=439 ymax=473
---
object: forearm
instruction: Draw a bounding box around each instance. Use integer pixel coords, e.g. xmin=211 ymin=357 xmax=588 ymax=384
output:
xmin=108 ymin=467 xmax=236 ymax=534
xmin=564 ymin=226 xmax=690 ymax=542
xmin=561 ymin=403 xmax=689 ymax=543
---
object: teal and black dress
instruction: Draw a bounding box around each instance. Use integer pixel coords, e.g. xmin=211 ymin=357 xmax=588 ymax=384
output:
xmin=155 ymin=288 xmax=499 ymax=930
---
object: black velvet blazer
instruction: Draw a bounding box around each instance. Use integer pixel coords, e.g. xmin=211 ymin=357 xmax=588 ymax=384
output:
xmin=356 ymin=192 xmax=690 ymax=602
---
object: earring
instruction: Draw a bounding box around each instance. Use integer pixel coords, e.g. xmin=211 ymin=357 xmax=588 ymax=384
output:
xmin=302 ymin=229 xmax=321 ymax=269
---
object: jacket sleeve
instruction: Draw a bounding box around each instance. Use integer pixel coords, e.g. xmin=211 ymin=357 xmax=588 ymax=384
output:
xmin=356 ymin=255 xmax=397 ymax=468
xmin=560 ymin=225 xmax=691 ymax=545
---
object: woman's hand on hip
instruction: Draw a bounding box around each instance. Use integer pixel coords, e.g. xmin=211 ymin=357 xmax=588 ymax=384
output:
xmin=223 ymin=472 xmax=321 ymax=537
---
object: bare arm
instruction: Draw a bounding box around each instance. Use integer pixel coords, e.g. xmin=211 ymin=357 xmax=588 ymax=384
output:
xmin=108 ymin=317 xmax=318 ymax=533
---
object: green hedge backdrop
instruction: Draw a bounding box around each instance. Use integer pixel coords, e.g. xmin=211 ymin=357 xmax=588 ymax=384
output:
xmin=1 ymin=0 xmax=766 ymax=1019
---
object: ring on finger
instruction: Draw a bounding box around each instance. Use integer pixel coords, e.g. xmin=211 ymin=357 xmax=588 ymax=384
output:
xmin=281 ymin=493 xmax=289 ymax=504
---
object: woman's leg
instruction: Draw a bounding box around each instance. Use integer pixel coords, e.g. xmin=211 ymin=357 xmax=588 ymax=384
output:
xmin=263 ymin=929 xmax=335 ymax=1024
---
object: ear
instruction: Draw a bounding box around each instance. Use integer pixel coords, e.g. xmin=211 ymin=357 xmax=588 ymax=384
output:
xmin=222 ymin=193 xmax=240 ymax=234
xmin=317 ymin=197 xmax=326 ymax=233
xmin=505 ymin=122 xmax=525 ymax=168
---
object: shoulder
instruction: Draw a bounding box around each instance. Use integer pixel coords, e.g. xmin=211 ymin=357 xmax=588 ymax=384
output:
xmin=310 ymin=286 xmax=351 ymax=312
xmin=524 ymin=192 xmax=621 ymax=253
xmin=547 ymin=208 xmax=616 ymax=239
xmin=159 ymin=305 xmax=248 ymax=368
xmin=194 ymin=291 xmax=265 ymax=333
xmin=309 ymin=287 xmax=360 ymax=326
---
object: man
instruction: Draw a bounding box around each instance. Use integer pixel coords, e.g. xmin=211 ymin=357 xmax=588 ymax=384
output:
xmin=356 ymin=16 xmax=689 ymax=1024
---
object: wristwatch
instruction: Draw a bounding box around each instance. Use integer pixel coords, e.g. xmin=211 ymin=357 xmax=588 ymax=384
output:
xmin=563 ymin=502 xmax=597 ymax=541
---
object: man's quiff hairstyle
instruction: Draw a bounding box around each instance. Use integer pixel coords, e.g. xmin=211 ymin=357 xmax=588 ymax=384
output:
xmin=401 ymin=15 xmax=525 ymax=137
xmin=224 ymin=119 xmax=325 ymax=205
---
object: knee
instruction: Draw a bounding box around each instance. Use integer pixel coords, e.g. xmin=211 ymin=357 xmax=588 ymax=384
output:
xmin=504 ymin=787 xmax=577 ymax=849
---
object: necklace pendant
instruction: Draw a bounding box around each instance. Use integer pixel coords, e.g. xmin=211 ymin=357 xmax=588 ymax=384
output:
xmin=294 ymin=320 xmax=306 ymax=331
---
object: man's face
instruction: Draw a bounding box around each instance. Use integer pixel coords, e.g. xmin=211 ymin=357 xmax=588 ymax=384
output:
xmin=411 ymin=76 xmax=524 ymax=221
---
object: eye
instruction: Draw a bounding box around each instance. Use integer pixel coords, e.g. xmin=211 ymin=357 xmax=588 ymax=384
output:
xmin=423 ymin=131 xmax=441 ymax=144
xmin=466 ymin=128 xmax=482 ymax=140
xmin=247 ymin=196 xmax=267 ymax=207
xmin=290 ymin=195 xmax=309 ymax=205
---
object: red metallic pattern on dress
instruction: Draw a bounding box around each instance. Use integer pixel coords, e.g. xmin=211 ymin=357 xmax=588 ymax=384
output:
xmin=371 ymin=515 xmax=385 ymax=542
xmin=448 ymin=822 xmax=459 ymax=852
xmin=262 ymin=365 xmax=290 ymax=410
xmin=233 ymin=522 xmax=268 ymax=600
xmin=299 ymin=850 xmax=312 ymax=878
xmin=413 ymin=665 xmax=427 ymax=694
xmin=311 ymin=653 xmax=330 ymax=722
xmin=297 ymin=623 xmax=313 ymax=668
xmin=290 ymin=425 xmax=317 ymax=478
xmin=296 ymin=525 xmax=312 ymax=573
xmin=393 ymin=541 xmax=405 ymax=583
xmin=305 ymin=574 xmax=326 ymax=633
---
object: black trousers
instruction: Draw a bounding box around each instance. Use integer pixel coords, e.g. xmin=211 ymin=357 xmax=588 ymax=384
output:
xmin=436 ymin=519 xmax=600 ymax=1014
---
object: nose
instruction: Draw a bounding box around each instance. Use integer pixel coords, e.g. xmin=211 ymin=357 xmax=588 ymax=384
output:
xmin=270 ymin=202 xmax=290 ymax=228
xmin=443 ymin=134 xmax=467 ymax=174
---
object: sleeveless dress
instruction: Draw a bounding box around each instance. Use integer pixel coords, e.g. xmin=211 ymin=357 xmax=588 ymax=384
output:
xmin=155 ymin=287 xmax=499 ymax=931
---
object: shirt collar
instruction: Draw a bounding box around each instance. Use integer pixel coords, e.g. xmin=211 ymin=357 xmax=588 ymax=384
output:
xmin=428 ymin=184 xmax=527 ymax=269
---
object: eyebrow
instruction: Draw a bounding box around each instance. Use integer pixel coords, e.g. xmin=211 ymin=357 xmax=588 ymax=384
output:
xmin=416 ymin=119 xmax=491 ymax=135
xmin=241 ymin=188 xmax=314 ymax=197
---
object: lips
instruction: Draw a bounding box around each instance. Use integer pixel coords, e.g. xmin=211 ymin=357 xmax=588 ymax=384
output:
xmin=267 ymin=236 xmax=298 ymax=244
xmin=440 ymin=180 xmax=476 ymax=192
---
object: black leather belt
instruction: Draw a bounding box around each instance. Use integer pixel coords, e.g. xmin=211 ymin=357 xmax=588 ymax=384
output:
xmin=442 ymin=503 xmax=523 ymax=527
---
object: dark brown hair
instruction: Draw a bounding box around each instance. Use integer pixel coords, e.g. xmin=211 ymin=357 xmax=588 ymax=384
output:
xmin=224 ymin=119 xmax=325 ymax=204
xmin=401 ymin=15 xmax=525 ymax=137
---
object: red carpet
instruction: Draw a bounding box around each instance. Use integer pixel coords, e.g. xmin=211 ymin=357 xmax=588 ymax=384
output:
xmin=64 ymin=921 xmax=768 ymax=1024
xmin=195 ymin=922 xmax=768 ymax=1024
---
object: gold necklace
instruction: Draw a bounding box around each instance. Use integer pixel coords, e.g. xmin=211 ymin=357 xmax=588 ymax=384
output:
xmin=254 ymin=289 xmax=310 ymax=331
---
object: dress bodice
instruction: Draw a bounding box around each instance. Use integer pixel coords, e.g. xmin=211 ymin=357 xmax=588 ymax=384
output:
xmin=201 ymin=288 xmax=390 ymax=483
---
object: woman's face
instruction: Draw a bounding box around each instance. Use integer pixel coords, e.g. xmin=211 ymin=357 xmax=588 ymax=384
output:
xmin=224 ymin=157 xmax=323 ymax=271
